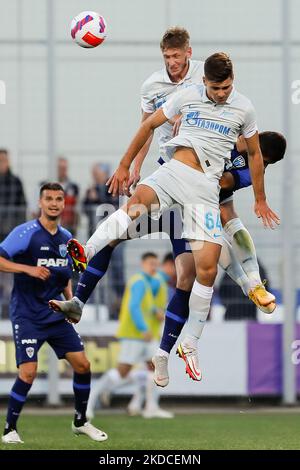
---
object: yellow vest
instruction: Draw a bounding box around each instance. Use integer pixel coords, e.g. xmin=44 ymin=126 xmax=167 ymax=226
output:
xmin=116 ymin=272 xmax=167 ymax=340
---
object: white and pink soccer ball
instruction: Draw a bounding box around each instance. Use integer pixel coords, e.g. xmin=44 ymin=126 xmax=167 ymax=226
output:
xmin=71 ymin=11 xmax=107 ymax=48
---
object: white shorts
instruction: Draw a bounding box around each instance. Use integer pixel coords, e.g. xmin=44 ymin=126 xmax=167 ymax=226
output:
xmin=139 ymin=159 xmax=222 ymax=244
xmin=118 ymin=339 xmax=158 ymax=365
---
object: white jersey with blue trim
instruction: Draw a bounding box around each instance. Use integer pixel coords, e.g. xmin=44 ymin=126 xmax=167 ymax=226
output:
xmin=140 ymin=60 xmax=204 ymax=162
xmin=162 ymin=83 xmax=257 ymax=180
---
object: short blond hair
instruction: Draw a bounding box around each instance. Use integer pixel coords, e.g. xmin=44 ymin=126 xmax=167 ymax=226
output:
xmin=160 ymin=27 xmax=190 ymax=51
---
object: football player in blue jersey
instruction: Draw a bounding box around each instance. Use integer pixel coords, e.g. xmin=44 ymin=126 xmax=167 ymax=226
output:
xmin=0 ymin=182 xmax=107 ymax=444
xmin=218 ymin=131 xmax=286 ymax=311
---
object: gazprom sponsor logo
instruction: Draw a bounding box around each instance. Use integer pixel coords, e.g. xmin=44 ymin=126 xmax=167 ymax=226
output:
xmin=37 ymin=258 xmax=68 ymax=267
xmin=154 ymin=97 xmax=167 ymax=110
xmin=186 ymin=112 xmax=231 ymax=135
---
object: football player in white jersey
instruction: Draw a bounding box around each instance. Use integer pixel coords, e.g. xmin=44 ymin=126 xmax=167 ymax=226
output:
xmin=128 ymin=27 xmax=204 ymax=190
xmin=54 ymin=52 xmax=279 ymax=383
xmin=50 ymin=28 xmax=274 ymax=323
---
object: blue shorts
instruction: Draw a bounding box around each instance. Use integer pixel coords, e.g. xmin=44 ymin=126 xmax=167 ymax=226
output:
xmin=12 ymin=319 xmax=84 ymax=367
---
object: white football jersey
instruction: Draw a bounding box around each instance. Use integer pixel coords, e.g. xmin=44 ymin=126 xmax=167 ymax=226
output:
xmin=162 ymin=83 xmax=257 ymax=179
xmin=141 ymin=60 xmax=204 ymax=161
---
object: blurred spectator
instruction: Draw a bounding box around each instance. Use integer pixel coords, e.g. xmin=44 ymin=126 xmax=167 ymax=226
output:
xmin=159 ymin=252 xmax=177 ymax=301
xmin=219 ymin=259 xmax=269 ymax=321
xmin=57 ymin=157 xmax=80 ymax=236
xmin=83 ymin=163 xmax=124 ymax=317
xmin=0 ymin=149 xmax=27 ymax=317
xmin=83 ymin=163 xmax=119 ymax=236
xmin=0 ymin=149 xmax=27 ymax=241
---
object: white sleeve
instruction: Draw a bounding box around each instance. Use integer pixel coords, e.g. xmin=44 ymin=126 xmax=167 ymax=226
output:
xmin=242 ymin=105 xmax=258 ymax=139
xmin=162 ymin=87 xmax=188 ymax=120
xmin=141 ymin=96 xmax=155 ymax=113
xmin=140 ymin=81 xmax=155 ymax=113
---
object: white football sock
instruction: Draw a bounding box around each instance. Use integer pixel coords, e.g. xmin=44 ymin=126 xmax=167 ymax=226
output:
xmin=182 ymin=280 xmax=213 ymax=349
xmin=156 ymin=348 xmax=170 ymax=359
xmin=85 ymin=209 xmax=132 ymax=260
xmin=223 ymin=218 xmax=261 ymax=286
xmin=218 ymin=236 xmax=251 ymax=296
xmin=72 ymin=296 xmax=84 ymax=309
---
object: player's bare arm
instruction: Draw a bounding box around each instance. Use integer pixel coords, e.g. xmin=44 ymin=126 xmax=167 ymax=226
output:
xmin=126 ymin=111 xmax=154 ymax=194
xmin=244 ymin=132 xmax=280 ymax=229
xmin=107 ymin=108 xmax=168 ymax=196
xmin=0 ymin=256 xmax=50 ymax=281
xmin=63 ymin=279 xmax=73 ymax=301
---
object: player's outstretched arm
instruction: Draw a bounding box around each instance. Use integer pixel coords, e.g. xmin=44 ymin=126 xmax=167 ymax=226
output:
xmin=126 ymin=111 xmax=154 ymax=195
xmin=245 ymin=132 xmax=280 ymax=229
xmin=0 ymin=256 xmax=50 ymax=280
xmin=107 ymin=108 xmax=168 ymax=196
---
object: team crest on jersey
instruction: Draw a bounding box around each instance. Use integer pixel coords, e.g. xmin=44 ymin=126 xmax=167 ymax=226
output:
xmin=59 ymin=244 xmax=67 ymax=257
xmin=26 ymin=347 xmax=34 ymax=359
xmin=232 ymin=155 xmax=246 ymax=168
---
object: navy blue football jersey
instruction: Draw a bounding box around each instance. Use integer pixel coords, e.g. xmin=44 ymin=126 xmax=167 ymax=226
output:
xmin=0 ymin=219 xmax=72 ymax=324
xmin=225 ymin=146 xmax=252 ymax=190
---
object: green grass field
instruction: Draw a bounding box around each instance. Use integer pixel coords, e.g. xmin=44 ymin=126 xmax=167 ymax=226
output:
xmin=0 ymin=413 xmax=300 ymax=450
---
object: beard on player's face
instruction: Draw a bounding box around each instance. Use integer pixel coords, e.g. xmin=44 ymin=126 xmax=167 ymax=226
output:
xmin=46 ymin=214 xmax=60 ymax=221
xmin=43 ymin=208 xmax=63 ymax=221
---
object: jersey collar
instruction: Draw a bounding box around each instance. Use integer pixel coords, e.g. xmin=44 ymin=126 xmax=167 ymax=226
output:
xmin=37 ymin=218 xmax=60 ymax=237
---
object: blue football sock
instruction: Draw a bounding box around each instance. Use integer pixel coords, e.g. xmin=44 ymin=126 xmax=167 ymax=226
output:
xmin=73 ymin=372 xmax=91 ymax=426
xmin=160 ymin=288 xmax=191 ymax=353
xmin=75 ymin=244 xmax=114 ymax=304
xmin=4 ymin=377 xmax=32 ymax=434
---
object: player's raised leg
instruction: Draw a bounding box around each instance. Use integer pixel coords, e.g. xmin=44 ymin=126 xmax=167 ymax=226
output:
xmin=50 ymin=186 xmax=160 ymax=322
xmin=221 ymin=201 xmax=275 ymax=312
xmin=219 ymin=235 xmax=276 ymax=314
xmin=67 ymin=185 xmax=157 ymax=271
xmin=49 ymin=243 xmax=117 ymax=322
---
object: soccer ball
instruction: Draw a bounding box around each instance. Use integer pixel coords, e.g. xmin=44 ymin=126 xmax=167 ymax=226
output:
xmin=70 ymin=11 xmax=107 ymax=48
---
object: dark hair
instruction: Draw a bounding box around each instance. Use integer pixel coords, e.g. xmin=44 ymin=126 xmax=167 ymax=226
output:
xmin=160 ymin=26 xmax=190 ymax=51
xmin=0 ymin=148 xmax=8 ymax=155
xmin=204 ymin=52 xmax=233 ymax=82
xmin=141 ymin=252 xmax=158 ymax=261
xmin=39 ymin=182 xmax=65 ymax=197
xmin=259 ymin=131 xmax=286 ymax=164
xmin=163 ymin=252 xmax=174 ymax=264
